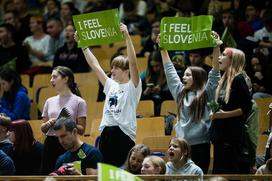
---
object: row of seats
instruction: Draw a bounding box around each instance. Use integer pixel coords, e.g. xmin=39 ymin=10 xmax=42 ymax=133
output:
xmin=28 ymin=116 xmax=166 ymax=146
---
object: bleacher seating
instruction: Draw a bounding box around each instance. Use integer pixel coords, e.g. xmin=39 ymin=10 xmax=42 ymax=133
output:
xmin=136 ymin=117 xmax=165 ymax=144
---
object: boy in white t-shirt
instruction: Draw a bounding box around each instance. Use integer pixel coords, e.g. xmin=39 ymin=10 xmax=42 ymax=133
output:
xmin=76 ymin=23 xmax=142 ymax=167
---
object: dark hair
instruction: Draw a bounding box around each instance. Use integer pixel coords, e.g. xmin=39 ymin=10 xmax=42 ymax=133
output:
xmin=53 ymin=66 xmax=81 ymax=97
xmin=0 ymin=23 xmax=15 ymax=40
xmin=53 ymin=117 xmax=77 ymax=132
xmin=177 ymin=66 xmax=208 ymax=121
xmin=4 ymin=10 xmax=19 ymax=18
xmin=145 ymin=50 xmax=166 ymax=87
xmin=62 ymin=2 xmax=80 ymax=15
xmin=262 ymin=10 xmax=272 ymax=26
xmin=0 ymin=68 xmax=24 ymax=107
xmin=250 ymin=52 xmax=268 ymax=74
xmin=10 ymin=120 xmax=35 ymax=155
xmin=123 ymin=0 xmax=137 ymax=12
xmin=47 ymin=17 xmax=63 ymax=28
xmin=124 ymin=144 xmax=151 ymax=174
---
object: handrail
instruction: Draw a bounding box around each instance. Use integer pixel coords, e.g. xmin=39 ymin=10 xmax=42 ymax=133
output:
xmin=0 ymin=174 xmax=272 ymax=180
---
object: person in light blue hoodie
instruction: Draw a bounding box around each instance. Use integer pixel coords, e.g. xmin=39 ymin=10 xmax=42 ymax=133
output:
xmin=158 ymin=32 xmax=222 ymax=173
xmin=166 ymin=137 xmax=203 ymax=177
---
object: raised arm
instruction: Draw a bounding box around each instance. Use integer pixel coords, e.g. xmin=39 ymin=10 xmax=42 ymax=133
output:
xmin=120 ymin=23 xmax=140 ymax=87
xmin=211 ymin=31 xmax=222 ymax=71
xmin=155 ymin=34 xmax=171 ymax=64
xmin=74 ymin=32 xmax=108 ymax=86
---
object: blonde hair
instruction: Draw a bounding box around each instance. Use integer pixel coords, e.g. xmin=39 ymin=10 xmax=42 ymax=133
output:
xmin=216 ymin=48 xmax=246 ymax=103
xmin=111 ymin=55 xmax=129 ymax=70
xmin=144 ymin=156 xmax=166 ymax=174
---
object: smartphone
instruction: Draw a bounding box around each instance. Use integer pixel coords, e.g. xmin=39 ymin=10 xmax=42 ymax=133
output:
xmin=146 ymin=83 xmax=155 ymax=87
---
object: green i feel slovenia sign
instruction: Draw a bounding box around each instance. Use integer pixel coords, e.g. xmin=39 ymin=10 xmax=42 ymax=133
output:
xmin=160 ymin=15 xmax=216 ymax=50
xmin=73 ymin=9 xmax=124 ymax=47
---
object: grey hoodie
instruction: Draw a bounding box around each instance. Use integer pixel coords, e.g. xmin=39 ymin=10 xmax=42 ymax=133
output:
xmin=164 ymin=62 xmax=220 ymax=145
xmin=166 ymin=159 xmax=203 ymax=176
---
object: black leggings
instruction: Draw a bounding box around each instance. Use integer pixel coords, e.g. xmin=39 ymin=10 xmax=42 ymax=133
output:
xmin=99 ymin=126 xmax=135 ymax=167
xmin=191 ymin=143 xmax=210 ymax=174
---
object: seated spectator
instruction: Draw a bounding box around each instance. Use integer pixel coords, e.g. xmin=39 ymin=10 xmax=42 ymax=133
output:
xmin=140 ymin=50 xmax=172 ymax=115
xmin=237 ymin=2 xmax=263 ymax=38
xmin=0 ymin=150 xmax=15 ymax=175
xmin=244 ymin=3 xmax=264 ymax=32
xmin=23 ymin=15 xmax=51 ymax=65
xmin=166 ymin=137 xmax=203 ymax=175
xmin=3 ymin=10 xmax=31 ymax=44
xmin=253 ymin=10 xmax=272 ymax=56
xmin=119 ymin=0 xmax=147 ymax=19
xmin=13 ymin=0 xmax=32 ymax=42
xmin=43 ymin=0 xmax=60 ymax=22
xmin=0 ymin=116 xmax=12 ymax=155
xmin=46 ymin=18 xmax=65 ymax=60
xmin=9 ymin=120 xmax=43 ymax=175
xmin=0 ymin=68 xmax=30 ymax=120
xmin=248 ymin=52 xmax=272 ymax=99
xmin=121 ymin=0 xmax=150 ymax=37
xmin=141 ymin=155 xmax=166 ymax=175
xmin=220 ymin=9 xmax=240 ymax=42
xmin=60 ymin=2 xmax=80 ymax=26
xmin=53 ymin=24 xmax=89 ymax=73
xmin=123 ymin=144 xmax=151 ymax=174
xmin=188 ymin=48 xmax=212 ymax=74
xmin=137 ymin=19 xmax=160 ymax=58
xmin=52 ymin=117 xmax=103 ymax=175
xmin=0 ymin=23 xmax=31 ymax=73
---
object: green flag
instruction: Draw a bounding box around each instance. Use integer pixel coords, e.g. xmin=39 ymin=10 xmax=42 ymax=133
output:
xmin=221 ymin=27 xmax=237 ymax=48
xmin=98 ymin=163 xmax=143 ymax=181
xmin=73 ymin=9 xmax=124 ymax=47
xmin=160 ymin=16 xmax=216 ymax=50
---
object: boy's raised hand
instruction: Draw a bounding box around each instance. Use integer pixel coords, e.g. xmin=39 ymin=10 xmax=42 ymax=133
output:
xmin=120 ymin=23 xmax=129 ymax=37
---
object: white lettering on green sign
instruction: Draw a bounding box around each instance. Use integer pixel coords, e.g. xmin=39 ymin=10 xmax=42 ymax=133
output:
xmin=162 ymin=31 xmax=208 ymax=44
xmin=78 ymin=19 xmax=102 ymax=30
xmin=81 ymin=27 xmax=118 ymax=40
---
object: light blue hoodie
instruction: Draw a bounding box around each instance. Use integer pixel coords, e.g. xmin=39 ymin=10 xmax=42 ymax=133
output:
xmin=164 ymin=62 xmax=220 ymax=145
xmin=166 ymin=159 xmax=203 ymax=176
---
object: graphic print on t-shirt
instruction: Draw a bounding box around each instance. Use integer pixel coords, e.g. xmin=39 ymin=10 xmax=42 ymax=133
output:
xmin=109 ymin=95 xmax=118 ymax=108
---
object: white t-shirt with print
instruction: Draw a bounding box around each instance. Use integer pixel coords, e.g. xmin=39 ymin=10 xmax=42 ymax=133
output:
xmin=99 ymin=78 xmax=142 ymax=142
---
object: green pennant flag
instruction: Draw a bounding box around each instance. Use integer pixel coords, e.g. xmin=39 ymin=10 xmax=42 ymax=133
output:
xmin=73 ymin=9 xmax=124 ymax=47
xmin=221 ymin=27 xmax=237 ymax=48
xmin=160 ymin=15 xmax=216 ymax=50
xmin=98 ymin=163 xmax=143 ymax=181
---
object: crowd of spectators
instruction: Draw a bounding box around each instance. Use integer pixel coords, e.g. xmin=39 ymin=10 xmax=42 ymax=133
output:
xmin=0 ymin=0 xmax=272 ymax=177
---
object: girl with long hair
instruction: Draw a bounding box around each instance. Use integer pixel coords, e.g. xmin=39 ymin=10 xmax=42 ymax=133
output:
xmin=40 ymin=66 xmax=87 ymax=174
xmin=158 ymin=33 xmax=221 ymax=173
xmin=9 ymin=120 xmax=43 ymax=175
xmin=123 ymin=144 xmax=151 ymax=174
xmin=210 ymin=47 xmax=252 ymax=173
